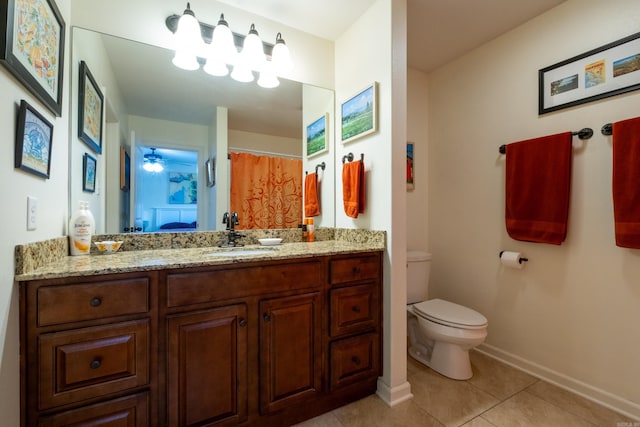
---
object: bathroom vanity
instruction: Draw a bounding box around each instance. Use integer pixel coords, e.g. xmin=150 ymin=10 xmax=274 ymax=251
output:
xmin=16 ymin=238 xmax=383 ymax=426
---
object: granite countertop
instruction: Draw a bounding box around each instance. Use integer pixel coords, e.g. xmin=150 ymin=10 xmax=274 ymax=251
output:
xmin=15 ymin=239 xmax=384 ymax=281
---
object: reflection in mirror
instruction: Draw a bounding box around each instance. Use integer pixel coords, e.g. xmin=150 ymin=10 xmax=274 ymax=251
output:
xmin=69 ymin=27 xmax=335 ymax=234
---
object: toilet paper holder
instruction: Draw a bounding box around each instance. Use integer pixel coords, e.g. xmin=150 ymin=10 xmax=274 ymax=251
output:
xmin=499 ymin=251 xmax=528 ymax=264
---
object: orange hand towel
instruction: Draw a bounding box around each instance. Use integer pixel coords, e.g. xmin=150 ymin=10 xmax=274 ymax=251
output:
xmin=505 ymin=132 xmax=572 ymax=245
xmin=343 ymin=160 xmax=365 ymax=218
xmin=304 ymin=172 xmax=321 ymax=217
xmin=612 ymin=117 xmax=640 ymax=248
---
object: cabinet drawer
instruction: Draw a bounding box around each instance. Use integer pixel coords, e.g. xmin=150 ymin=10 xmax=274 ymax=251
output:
xmin=37 ymin=278 xmax=150 ymax=327
xmin=38 ymin=392 xmax=149 ymax=427
xmin=39 ymin=320 xmax=149 ymax=410
xmin=167 ymin=261 xmax=322 ymax=307
xmin=330 ymin=284 xmax=378 ymax=337
xmin=330 ymin=333 xmax=380 ymax=390
xmin=329 ymin=255 xmax=380 ymax=284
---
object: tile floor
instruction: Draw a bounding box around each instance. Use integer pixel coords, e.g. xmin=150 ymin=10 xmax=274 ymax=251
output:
xmin=295 ymin=351 xmax=636 ymax=427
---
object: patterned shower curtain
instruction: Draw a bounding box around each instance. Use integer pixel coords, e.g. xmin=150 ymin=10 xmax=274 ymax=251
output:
xmin=229 ymin=152 xmax=303 ymax=229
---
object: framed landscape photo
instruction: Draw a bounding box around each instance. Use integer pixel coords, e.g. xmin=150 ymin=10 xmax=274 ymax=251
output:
xmin=306 ymin=114 xmax=329 ymax=158
xmin=78 ymin=60 xmax=104 ymax=154
xmin=83 ymin=153 xmax=96 ymax=193
xmin=0 ymin=0 xmax=66 ymax=117
xmin=15 ymin=100 xmax=53 ymax=179
xmin=341 ymin=82 xmax=377 ymax=144
xmin=539 ymin=31 xmax=640 ymax=114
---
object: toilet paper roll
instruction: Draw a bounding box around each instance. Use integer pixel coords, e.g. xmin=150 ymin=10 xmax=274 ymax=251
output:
xmin=500 ymin=251 xmax=524 ymax=269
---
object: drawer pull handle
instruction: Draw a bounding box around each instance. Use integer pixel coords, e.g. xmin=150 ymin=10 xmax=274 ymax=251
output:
xmin=90 ymin=359 xmax=102 ymax=369
xmin=263 ymin=313 xmax=271 ymax=322
xmin=352 ymin=305 xmax=361 ymax=313
xmin=239 ymin=318 xmax=247 ymax=327
xmin=352 ymin=356 xmax=361 ymax=365
xmin=353 ymin=267 xmax=361 ymax=274
xmin=89 ymin=297 xmax=102 ymax=307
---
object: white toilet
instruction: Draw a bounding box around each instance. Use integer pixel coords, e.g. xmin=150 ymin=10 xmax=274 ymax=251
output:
xmin=406 ymin=251 xmax=488 ymax=380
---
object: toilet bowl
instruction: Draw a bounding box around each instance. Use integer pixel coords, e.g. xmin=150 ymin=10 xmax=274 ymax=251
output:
xmin=406 ymin=251 xmax=488 ymax=380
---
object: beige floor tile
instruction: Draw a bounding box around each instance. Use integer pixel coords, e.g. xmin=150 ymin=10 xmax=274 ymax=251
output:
xmin=408 ymin=362 xmax=500 ymax=427
xmin=481 ymin=390 xmax=597 ymax=427
xmin=468 ymin=351 xmax=538 ymax=400
xmin=526 ymin=380 xmax=636 ymax=426
xmin=461 ymin=417 xmax=498 ymax=427
xmin=293 ymin=410 xmax=344 ymax=427
xmin=331 ymin=394 xmax=444 ymax=427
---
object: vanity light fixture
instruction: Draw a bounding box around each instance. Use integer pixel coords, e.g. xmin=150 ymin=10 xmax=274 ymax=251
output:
xmin=143 ymin=148 xmax=164 ymax=173
xmin=166 ymin=3 xmax=293 ymax=88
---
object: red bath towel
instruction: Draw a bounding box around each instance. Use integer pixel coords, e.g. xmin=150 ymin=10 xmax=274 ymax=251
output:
xmin=342 ymin=160 xmax=365 ymax=218
xmin=612 ymin=117 xmax=640 ymax=249
xmin=304 ymin=172 xmax=321 ymax=217
xmin=505 ymin=132 xmax=573 ymax=245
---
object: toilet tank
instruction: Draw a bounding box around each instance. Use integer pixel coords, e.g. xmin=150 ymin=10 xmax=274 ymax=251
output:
xmin=407 ymin=251 xmax=432 ymax=304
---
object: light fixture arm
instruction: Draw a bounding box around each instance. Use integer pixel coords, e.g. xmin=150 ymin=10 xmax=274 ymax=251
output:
xmin=165 ymin=14 xmax=274 ymax=58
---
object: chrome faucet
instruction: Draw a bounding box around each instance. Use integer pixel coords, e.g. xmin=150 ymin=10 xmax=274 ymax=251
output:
xmin=221 ymin=211 xmax=244 ymax=247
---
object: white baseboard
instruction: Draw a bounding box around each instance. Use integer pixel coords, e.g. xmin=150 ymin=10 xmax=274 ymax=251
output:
xmin=376 ymin=377 xmax=413 ymax=407
xmin=476 ymin=343 xmax=640 ymax=421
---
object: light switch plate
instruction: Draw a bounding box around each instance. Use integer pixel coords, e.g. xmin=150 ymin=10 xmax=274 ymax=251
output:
xmin=27 ymin=196 xmax=38 ymax=230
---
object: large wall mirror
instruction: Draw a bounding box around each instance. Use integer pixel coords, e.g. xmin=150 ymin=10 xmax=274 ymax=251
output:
xmin=69 ymin=27 xmax=335 ymax=234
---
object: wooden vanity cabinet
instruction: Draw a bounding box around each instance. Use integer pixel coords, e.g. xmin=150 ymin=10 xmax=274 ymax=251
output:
xmin=19 ymin=272 xmax=157 ymax=427
xmin=20 ymin=250 xmax=382 ymax=426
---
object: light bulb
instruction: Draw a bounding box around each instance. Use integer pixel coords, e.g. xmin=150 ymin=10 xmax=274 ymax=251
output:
xmin=241 ymin=24 xmax=265 ymax=71
xmin=272 ymin=33 xmax=293 ymax=74
xmin=257 ymin=61 xmax=279 ymax=88
xmin=172 ymin=3 xmax=203 ymax=70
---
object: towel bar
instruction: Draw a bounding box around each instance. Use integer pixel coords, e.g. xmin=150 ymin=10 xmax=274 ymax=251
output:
xmin=342 ymin=153 xmax=365 ymax=164
xmin=498 ymin=128 xmax=593 ymax=154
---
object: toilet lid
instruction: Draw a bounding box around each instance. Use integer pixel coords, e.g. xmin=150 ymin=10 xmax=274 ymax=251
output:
xmin=413 ymin=298 xmax=487 ymax=328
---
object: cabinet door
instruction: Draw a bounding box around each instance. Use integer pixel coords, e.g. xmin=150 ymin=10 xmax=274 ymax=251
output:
xmin=259 ymin=292 xmax=322 ymax=414
xmin=167 ymin=304 xmax=247 ymax=427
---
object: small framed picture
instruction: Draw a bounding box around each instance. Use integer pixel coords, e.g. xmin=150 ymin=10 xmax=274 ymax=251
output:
xmin=15 ymin=100 xmax=54 ymax=179
xmin=306 ymin=114 xmax=329 ymax=158
xmin=341 ymin=82 xmax=378 ymax=144
xmin=83 ymin=153 xmax=97 ymax=192
xmin=0 ymin=0 xmax=66 ymax=116
xmin=407 ymin=142 xmax=415 ymax=190
xmin=120 ymin=146 xmax=130 ymax=191
xmin=78 ymin=60 xmax=104 ymax=154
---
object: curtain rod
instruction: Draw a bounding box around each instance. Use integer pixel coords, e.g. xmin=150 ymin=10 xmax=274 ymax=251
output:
xmin=227 ymin=148 xmax=302 ymax=160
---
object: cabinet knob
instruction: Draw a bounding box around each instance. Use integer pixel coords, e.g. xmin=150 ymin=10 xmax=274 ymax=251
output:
xmin=352 ymin=305 xmax=361 ymax=313
xmin=263 ymin=313 xmax=271 ymax=322
xmin=353 ymin=267 xmax=361 ymax=274
xmin=351 ymin=356 xmax=361 ymax=365
xmin=90 ymin=359 xmax=102 ymax=369
xmin=89 ymin=297 xmax=102 ymax=307
xmin=239 ymin=318 xmax=247 ymax=327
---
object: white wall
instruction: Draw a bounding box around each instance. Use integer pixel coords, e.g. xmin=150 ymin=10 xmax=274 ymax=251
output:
xmin=335 ymin=0 xmax=410 ymax=405
xmin=406 ymin=68 xmax=429 ymax=251
xmin=426 ymin=0 xmax=640 ymax=417
xmin=229 ymin=129 xmax=301 ymax=156
xmin=0 ymin=1 xmax=72 ymax=424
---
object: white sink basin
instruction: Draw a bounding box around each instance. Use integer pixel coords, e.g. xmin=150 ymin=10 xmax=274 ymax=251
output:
xmin=207 ymin=248 xmax=274 ymax=257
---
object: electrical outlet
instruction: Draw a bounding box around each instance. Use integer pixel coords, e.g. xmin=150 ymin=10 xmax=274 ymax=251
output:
xmin=27 ymin=196 xmax=38 ymax=230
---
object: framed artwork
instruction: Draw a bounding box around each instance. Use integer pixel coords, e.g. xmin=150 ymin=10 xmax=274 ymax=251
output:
xmin=120 ymin=146 xmax=130 ymax=191
xmin=407 ymin=142 xmax=415 ymax=190
xmin=169 ymin=172 xmax=197 ymax=204
xmin=83 ymin=153 xmax=97 ymax=192
xmin=539 ymin=31 xmax=640 ymax=114
xmin=0 ymin=0 xmax=65 ymax=116
xmin=306 ymin=114 xmax=329 ymax=158
xmin=341 ymin=82 xmax=377 ymax=144
xmin=15 ymin=99 xmax=53 ymax=178
xmin=205 ymin=157 xmax=215 ymax=187
xmin=78 ymin=60 xmax=104 ymax=154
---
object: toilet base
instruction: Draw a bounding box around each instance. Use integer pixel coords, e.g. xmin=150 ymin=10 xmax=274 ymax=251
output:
xmin=408 ymin=340 xmax=473 ymax=380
